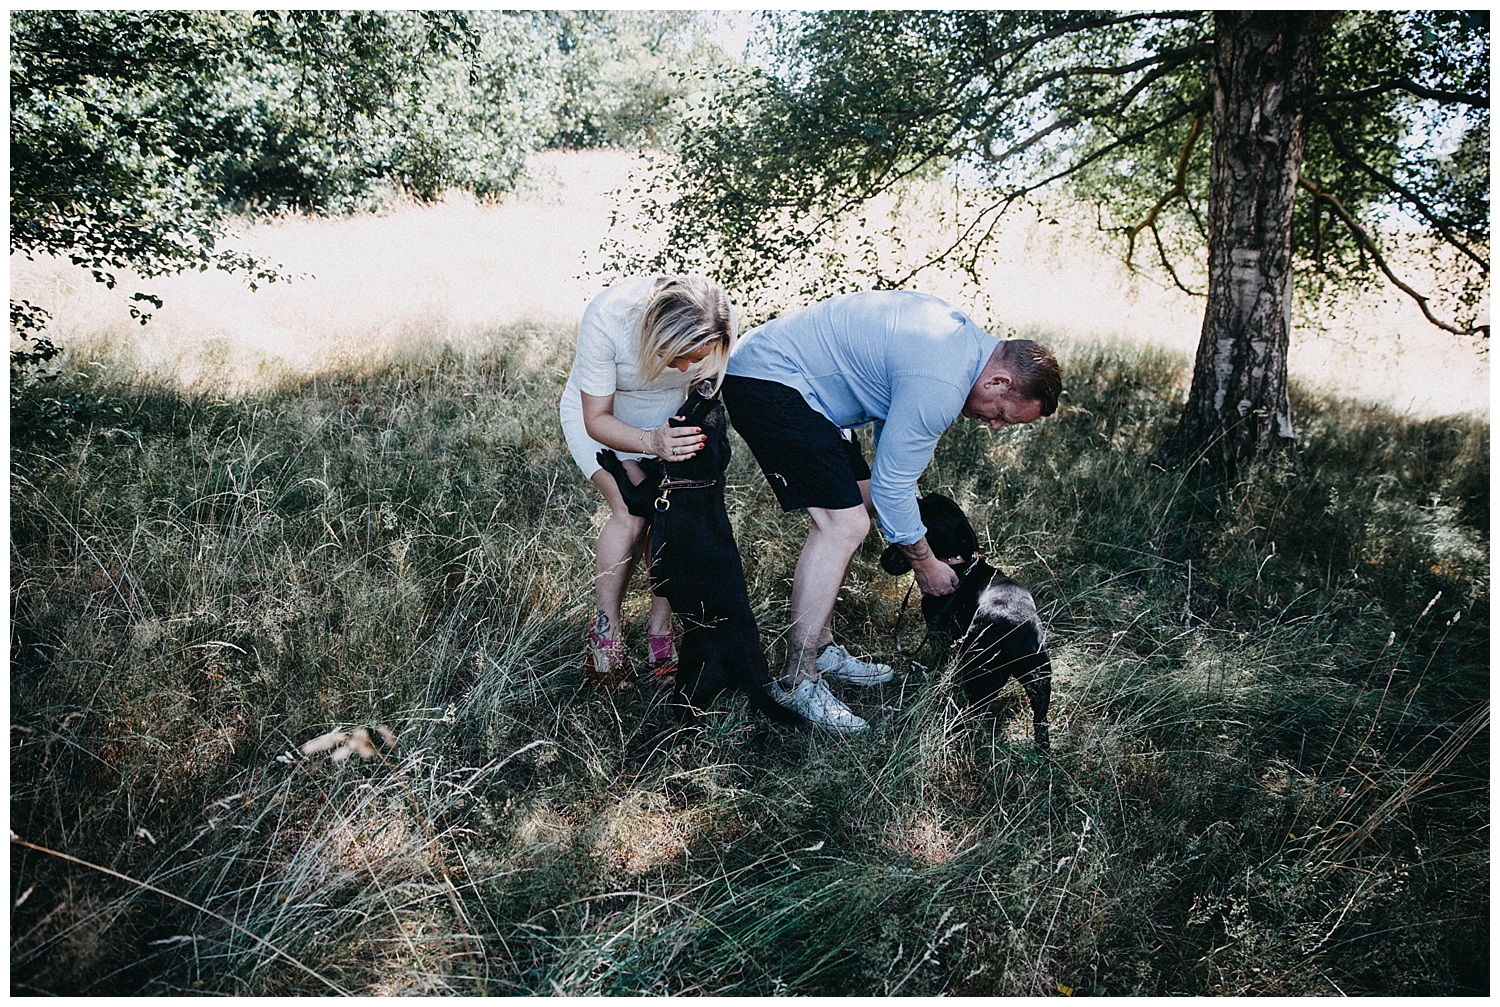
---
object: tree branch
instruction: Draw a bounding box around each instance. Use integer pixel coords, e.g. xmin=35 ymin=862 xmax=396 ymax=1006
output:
xmin=1148 ymin=220 xmax=1202 ymax=297
xmin=1299 ymin=174 xmax=1489 ymax=337
xmin=1315 ymin=116 xmax=1489 ymax=272
xmin=1125 ymin=107 xmax=1207 ymax=291
xmin=882 ymin=192 xmax=1017 ymax=290
xmin=888 ymin=105 xmax=1203 ymax=288
xmin=976 ymin=10 xmax=1207 ymax=66
xmin=1002 ymin=41 xmax=1212 ymax=98
xmin=1311 ymin=78 xmax=1488 ymax=108
xmin=811 ymin=104 xmax=1206 ymax=293
xmin=975 ymin=53 xmax=1207 ymax=167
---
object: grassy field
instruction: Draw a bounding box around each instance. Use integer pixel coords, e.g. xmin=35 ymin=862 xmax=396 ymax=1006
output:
xmin=10 ymin=322 xmax=1488 ymax=995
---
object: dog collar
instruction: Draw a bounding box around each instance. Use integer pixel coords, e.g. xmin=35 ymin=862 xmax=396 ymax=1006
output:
xmin=654 ymin=475 xmax=719 ymax=511
xmin=893 ymin=554 xmax=984 ymax=658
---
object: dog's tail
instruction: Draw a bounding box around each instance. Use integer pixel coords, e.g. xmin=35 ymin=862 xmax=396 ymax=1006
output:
xmin=746 ymin=683 xmax=806 ymax=726
xmin=669 ymin=682 xmax=804 ymax=727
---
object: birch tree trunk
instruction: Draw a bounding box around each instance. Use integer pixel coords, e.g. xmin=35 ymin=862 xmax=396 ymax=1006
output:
xmin=1167 ymin=11 xmax=1337 ymax=468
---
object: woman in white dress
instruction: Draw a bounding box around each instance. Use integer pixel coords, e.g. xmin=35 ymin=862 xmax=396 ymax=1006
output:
xmin=559 ymin=275 xmax=736 ymax=688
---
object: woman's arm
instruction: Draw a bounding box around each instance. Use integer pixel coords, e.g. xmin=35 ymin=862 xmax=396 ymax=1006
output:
xmin=581 ymin=391 xmax=706 ymax=460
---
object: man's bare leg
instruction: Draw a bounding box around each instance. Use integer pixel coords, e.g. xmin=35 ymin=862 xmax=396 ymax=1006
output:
xmin=781 ymin=503 xmax=870 ymax=687
xmin=807 ymin=478 xmax=876 ymax=646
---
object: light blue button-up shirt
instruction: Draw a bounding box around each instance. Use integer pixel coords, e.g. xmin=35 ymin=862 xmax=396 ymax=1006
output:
xmin=726 ymin=290 xmax=998 ymax=545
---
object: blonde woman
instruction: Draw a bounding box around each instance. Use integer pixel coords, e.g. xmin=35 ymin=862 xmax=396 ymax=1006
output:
xmin=560 ymin=275 xmax=736 ymax=688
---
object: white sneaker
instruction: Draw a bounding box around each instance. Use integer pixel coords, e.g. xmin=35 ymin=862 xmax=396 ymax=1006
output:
xmin=771 ymin=678 xmax=868 ymax=734
xmin=816 ymin=643 xmax=894 ymax=685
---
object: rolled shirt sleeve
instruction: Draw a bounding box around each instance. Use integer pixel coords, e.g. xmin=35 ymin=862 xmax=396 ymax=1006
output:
xmin=868 ymin=374 xmax=969 ymax=544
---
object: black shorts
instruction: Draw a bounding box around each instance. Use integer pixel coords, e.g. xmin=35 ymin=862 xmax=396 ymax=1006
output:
xmin=722 ymin=374 xmax=871 ymax=512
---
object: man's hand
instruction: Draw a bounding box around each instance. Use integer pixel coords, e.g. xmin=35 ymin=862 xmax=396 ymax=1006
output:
xmin=901 ymin=538 xmax=959 ymax=596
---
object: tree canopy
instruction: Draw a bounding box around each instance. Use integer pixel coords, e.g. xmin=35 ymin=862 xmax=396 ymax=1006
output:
xmin=623 ymin=10 xmax=1486 ymax=328
xmin=9 ymin=9 xmax=723 ymax=329
xmin=12 ymin=10 xmax=1488 ymax=461
xmin=611 ymin=10 xmax=1487 ymax=461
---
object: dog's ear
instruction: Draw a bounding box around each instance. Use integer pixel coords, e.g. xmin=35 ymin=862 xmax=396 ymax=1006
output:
xmin=671 ymin=382 xmax=718 ymax=429
xmin=705 ymin=402 xmax=731 ymax=472
xmin=917 ymin=493 xmax=979 ymax=561
xmin=701 ymin=398 xmax=724 ymax=430
xmin=880 ymin=543 xmax=912 ymax=575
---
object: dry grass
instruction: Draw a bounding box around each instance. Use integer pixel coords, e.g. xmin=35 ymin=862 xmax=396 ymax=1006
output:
xmin=9 ymin=150 xmax=1487 ymax=414
xmin=11 ymin=319 xmax=1487 ymax=994
xmin=8 ymin=149 xmax=1488 ymax=994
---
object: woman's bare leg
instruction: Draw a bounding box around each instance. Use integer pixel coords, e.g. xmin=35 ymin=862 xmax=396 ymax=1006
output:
xmin=590 ymin=468 xmax=648 ymax=646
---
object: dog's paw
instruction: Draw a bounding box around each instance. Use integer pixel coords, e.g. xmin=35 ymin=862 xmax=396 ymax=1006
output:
xmin=1033 ymin=722 xmax=1051 ymax=752
xmin=596 ymin=449 xmax=626 ymax=476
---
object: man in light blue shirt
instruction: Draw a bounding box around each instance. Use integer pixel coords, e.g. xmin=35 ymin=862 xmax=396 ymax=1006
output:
xmin=722 ymin=290 xmax=1060 ymax=733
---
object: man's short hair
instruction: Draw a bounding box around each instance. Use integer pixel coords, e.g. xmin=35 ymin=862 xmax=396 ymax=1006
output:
xmin=999 ymin=339 xmax=1062 ymax=416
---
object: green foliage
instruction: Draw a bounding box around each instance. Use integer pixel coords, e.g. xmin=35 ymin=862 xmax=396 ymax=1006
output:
xmin=10 ymin=300 xmax=56 ymax=378
xmin=1295 ymin=11 xmax=1490 ymax=319
xmin=11 ymin=334 xmax=1486 ymax=994
xmin=612 ymin=11 xmax=1487 ymax=330
xmin=11 ymin=12 xmax=286 ymax=296
xmin=546 ymin=12 xmax=733 ymax=149
xmin=9 ymin=10 xmax=728 ymax=319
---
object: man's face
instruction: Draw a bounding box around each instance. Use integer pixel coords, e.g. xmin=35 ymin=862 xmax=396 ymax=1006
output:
xmin=962 ymin=374 xmax=1043 ymax=431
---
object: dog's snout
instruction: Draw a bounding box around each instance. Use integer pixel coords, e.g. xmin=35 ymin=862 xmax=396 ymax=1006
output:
xmin=880 ymin=544 xmax=912 ymax=575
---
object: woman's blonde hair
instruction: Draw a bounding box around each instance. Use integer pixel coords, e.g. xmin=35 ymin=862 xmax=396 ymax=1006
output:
xmin=635 ymin=275 xmax=736 ymax=391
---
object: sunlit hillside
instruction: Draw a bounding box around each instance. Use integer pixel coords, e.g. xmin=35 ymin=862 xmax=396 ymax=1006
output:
xmin=10 ymin=149 xmax=1488 ymax=417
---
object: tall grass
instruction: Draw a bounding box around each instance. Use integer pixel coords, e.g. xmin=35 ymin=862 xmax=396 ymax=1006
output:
xmin=11 ymin=326 xmax=1487 ymax=994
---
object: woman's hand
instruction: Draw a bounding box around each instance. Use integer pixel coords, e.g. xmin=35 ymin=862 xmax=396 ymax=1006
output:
xmin=648 ymin=417 xmax=706 ymax=461
xmin=581 ymin=391 xmax=705 ymax=460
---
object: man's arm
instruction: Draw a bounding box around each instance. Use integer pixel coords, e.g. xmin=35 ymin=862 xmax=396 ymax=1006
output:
xmin=865 ymin=376 xmax=966 ymax=596
xmin=858 ymin=478 xmax=955 ymax=594
xmin=898 ymin=536 xmax=959 ymax=597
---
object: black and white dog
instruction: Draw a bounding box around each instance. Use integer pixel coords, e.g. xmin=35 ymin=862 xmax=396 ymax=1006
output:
xmin=597 ymin=382 xmax=801 ymax=727
xmin=881 ymin=493 xmax=1052 ymax=749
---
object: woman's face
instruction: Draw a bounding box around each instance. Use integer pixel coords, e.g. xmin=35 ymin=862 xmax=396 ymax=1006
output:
xmin=666 ymin=344 xmax=715 ymax=372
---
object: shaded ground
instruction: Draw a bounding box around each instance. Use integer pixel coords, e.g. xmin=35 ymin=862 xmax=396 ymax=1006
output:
xmin=11 ymin=333 xmax=1487 ymax=995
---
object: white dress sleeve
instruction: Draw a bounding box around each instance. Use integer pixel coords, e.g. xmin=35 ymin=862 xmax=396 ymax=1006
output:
xmin=573 ymin=295 xmax=623 ymax=397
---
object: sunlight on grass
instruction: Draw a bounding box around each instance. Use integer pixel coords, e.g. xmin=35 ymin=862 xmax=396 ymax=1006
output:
xmin=10 ymin=150 xmax=1487 ymax=416
xmin=10 ymin=202 xmax=1488 ymax=993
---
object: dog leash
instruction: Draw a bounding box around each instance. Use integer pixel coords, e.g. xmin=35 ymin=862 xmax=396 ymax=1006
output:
xmin=892 ymin=556 xmax=982 ymax=659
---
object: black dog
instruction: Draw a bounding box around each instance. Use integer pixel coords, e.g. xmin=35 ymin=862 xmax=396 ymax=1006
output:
xmin=881 ymin=493 xmax=1052 ymax=749
xmin=597 ymin=382 xmax=800 ymax=727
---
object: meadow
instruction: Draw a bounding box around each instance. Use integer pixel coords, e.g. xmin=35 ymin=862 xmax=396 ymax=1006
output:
xmin=10 ymin=311 xmax=1488 ymax=994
